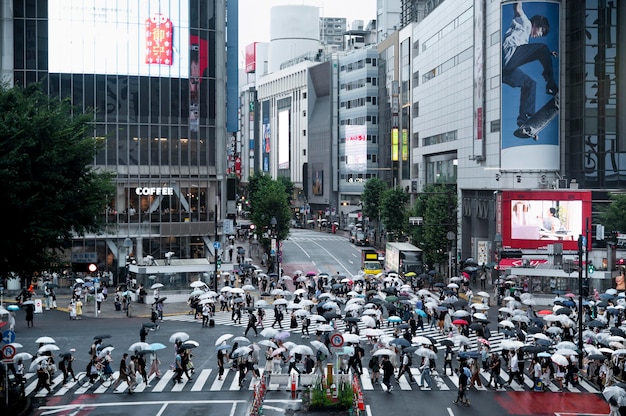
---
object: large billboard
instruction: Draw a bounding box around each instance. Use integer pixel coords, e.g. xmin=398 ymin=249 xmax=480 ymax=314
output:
xmin=501 ymin=190 xmax=592 ymax=250
xmin=500 ymin=1 xmax=560 ymax=171
xmin=345 ymin=125 xmax=367 ymax=172
xmin=278 ymin=110 xmax=290 ymax=170
xmin=48 ymin=0 xmax=190 ymax=77
xmin=245 ymin=43 xmax=257 ymax=73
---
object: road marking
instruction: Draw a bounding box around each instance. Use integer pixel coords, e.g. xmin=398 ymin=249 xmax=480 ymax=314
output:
xmin=289 ymin=240 xmax=311 ymax=259
xmin=191 ymin=369 xmax=212 ymax=391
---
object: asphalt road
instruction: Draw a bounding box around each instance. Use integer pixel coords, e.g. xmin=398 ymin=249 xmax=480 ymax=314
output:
xmin=3 ymin=228 xmax=612 ymax=416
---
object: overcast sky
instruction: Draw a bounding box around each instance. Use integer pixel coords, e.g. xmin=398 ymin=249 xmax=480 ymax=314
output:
xmin=238 ymin=0 xmax=377 ymax=62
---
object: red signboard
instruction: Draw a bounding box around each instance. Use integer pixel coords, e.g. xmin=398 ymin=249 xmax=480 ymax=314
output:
xmin=145 ymin=14 xmax=173 ymax=65
xmin=501 ymin=190 xmax=592 ymax=251
xmin=245 ymin=42 xmax=257 ymax=73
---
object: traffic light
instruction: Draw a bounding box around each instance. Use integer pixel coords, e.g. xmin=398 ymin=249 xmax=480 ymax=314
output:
xmin=588 ymin=262 xmax=595 ymax=275
xmin=216 ymin=255 xmax=222 ymax=269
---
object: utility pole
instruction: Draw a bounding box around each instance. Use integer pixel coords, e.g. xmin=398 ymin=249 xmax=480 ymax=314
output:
xmin=577 ymin=234 xmax=584 ymax=369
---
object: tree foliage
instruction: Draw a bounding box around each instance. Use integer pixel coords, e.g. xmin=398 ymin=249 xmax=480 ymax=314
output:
xmin=409 ymin=184 xmax=457 ymax=269
xmin=361 ymin=177 xmax=388 ymax=222
xmin=599 ymin=193 xmax=626 ymax=236
xmin=380 ymin=187 xmax=409 ymax=241
xmin=0 ymin=83 xmax=114 ymax=280
xmin=247 ymin=175 xmax=292 ymax=243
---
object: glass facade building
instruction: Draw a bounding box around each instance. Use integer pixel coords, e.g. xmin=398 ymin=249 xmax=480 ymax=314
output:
xmin=2 ymin=0 xmax=228 ymax=283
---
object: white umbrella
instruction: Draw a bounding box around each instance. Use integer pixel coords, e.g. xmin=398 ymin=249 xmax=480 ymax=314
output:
xmin=555 ymin=341 xmax=577 ymax=350
xmin=74 ymin=278 xmax=85 ymax=284
xmin=38 ymin=344 xmax=60 ymax=353
xmin=256 ymin=300 xmax=269 ymax=308
xmin=473 ymin=312 xmax=488 ymax=320
xmin=476 ymin=291 xmax=490 ymax=298
xmin=190 ymin=281 xmax=207 ymax=288
xmin=242 ymin=285 xmax=256 ymax=291
xmin=215 ymin=333 xmax=234 ymax=346
xmin=555 ymin=348 xmax=578 ymax=356
xmin=231 ymin=288 xmax=245 ymax=295
xmin=551 ymin=353 xmax=569 ymax=367
xmin=500 ymin=340 xmax=525 ymax=350
xmin=372 ymin=348 xmax=396 ymax=356
xmin=451 ymin=310 xmax=471 ymax=317
xmin=310 ymin=340 xmax=330 ymax=356
xmin=362 ymin=316 xmax=376 ymax=328
xmin=344 ymin=304 xmax=361 ymax=312
xmin=412 ymin=336 xmax=432 ymax=345
xmin=169 ymin=332 xmax=190 ymax=343
xmin=453 ymin=335 xmax=471 ymax=346
xmin=273 ymin=299 xmax=288 ymax=306
xmin=258 ymin=340 xmax=278 ymax=349
xmin=471 ymin=303 xmax=490 ymax=311
xmin=35 ymin=336 xmax=56 ymax=344
xmin=260 ymin=328 xmax=279 ymax=338
xmin=233 ymin=336 xmax=251 ymax=344
xmin=294 ymin=309 xmax=310 ymax=317
xmin=532 ymin=333 xmax=550 ymax=341
xmin=232 ymin=346 xmax=253 ymax=358
xmin=189 ymin=289 xmax=204 ymax=297
xmin=498 ymin=320 xmax=515 ymax=328
xmin=13 ymin=352 xmax=33 ymax=362
xmin=447 ymin=283 xmax=459 ymax=289
xmin=29 ymin=356 xmax=50 ymax=371
xmin=150 ymin=283 xmax=164 ymax=289
xmin=291 ymin=345 xmax=314 ymax=356
xmin=316 ymin=324 xmax=334 ymax=332
xmin=129 ymin=342 xmax=151 ymax=352
xmin=199 ymin=298 xmax=214 ymax=305
xmin=342 ymin=333 xmax=361 ymax=344
xmin=414 ymin=347 xmax=437 ymax=360
xmin=100 ymin=346 xmax=115 ymax=355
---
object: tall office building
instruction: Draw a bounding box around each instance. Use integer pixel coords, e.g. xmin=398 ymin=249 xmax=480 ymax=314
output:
xmin=1 ymin=0 xmax=233 ymax=285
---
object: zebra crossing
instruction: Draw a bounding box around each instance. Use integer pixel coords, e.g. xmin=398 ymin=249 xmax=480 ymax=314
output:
xmin=287 ymin=235 xmax=348 ymax=242
xmin=20 ymin=365 xmax=600 ymax=397
xmin=165 ymin=309 xmax=509 ymax=353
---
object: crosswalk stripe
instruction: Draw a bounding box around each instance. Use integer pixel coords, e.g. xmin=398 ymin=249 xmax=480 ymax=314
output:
xmin=19 ymin=364 xmax=603 ymax=395
xmin=192 ymin=369 xmax=212 ymax=392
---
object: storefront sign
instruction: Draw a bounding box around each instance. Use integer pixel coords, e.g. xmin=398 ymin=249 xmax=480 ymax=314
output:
xmin=135 ymin=187 xmax=174 ymax=196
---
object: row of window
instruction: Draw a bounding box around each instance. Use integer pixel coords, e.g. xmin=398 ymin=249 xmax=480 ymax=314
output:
xmin=340 ymin=58 xmax=378 ymax=73
xmin=340 ymin=116 xmax=377 ymax=125
xmin=421 ymin=47 xmax=472 ymax=84
xmin=340 ymin=173 xmax=380 ymax=182
xmin=420 ymin=7 xmax=472 ymax=53
xmin=340 ymin=77 xmax=378 ymax=91
xmin=340 ymin=96 xmax=378 ymax=109
xmin=423 ymin=130 xmax=457 ymax=146
xmin=339 ymin=154 xmax=378 ymax=163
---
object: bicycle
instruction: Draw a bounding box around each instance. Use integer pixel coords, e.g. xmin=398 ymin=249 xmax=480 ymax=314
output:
xmin=77 ymin=366 xmax=113 ymax=387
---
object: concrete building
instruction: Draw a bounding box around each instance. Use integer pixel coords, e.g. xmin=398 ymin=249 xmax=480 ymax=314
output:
xmin=1 ymin=0 xmax=234 ymax=285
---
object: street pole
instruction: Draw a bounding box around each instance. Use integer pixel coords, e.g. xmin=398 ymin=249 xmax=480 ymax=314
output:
xmin=214 ymin=202 xmax=218 ymax=293
xmin=577 ymin=234 xmax=584 ymax=370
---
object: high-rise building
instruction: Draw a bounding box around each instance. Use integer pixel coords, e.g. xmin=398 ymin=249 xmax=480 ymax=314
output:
xmin=1 ymin=0 xmax=234 ymax=286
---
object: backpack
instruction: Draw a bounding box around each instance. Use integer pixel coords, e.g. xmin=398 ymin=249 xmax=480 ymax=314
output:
xmin=250 ymin=314 xmax=257 ymax=323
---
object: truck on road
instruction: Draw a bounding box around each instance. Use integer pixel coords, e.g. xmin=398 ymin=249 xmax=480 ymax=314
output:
xmin=361 ymin=249 xmax=383 ymax=276
xmin=384 ymin=242 xmax=424 ymax=275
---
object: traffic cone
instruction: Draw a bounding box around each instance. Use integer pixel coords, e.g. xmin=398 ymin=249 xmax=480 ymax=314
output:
xmin=358 ymin=390 xmax=365 ymax=411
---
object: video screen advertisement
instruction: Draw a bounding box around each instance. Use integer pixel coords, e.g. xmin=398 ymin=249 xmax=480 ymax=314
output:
xmin=500 ymin=1 xmax=560 ymax=171
xmin=345 ymin=125 xmax=367 ymax=173
xmin=48 ymin=0 xmax=190 ymax=77
xmin=500 ymin=190 xmax=592 ymax=250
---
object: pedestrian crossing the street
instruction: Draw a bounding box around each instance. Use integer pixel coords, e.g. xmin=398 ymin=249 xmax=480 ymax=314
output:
xmin=20 ymin=365 xmax=600 ymax=397
xmin=164 ymin=309 xmax=509 ymax=354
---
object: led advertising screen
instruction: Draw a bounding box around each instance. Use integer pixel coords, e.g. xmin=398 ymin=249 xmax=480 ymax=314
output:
xmin=500 ymin=1 xmax=560 ymax=171
xmin=345 ymin=125 xmax=367 ymax=173
xmin=48 ymin=0 xmax=190 ymax=77
xmin=501 ymin=190 xmax=592 ymax=250
xmin=278 ymin=110 xmax=290 ymax=170
xmin=312 ymin=170 xmax=323 ymax=195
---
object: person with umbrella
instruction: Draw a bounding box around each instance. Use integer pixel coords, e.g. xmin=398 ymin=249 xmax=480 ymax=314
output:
xmin=443 ymin=344 xmax=455 ymax=376
xmin=148 ymin=349 xmax=163 ymax=380
xmin=112 ymin=353 xmax=130 ymax=391
xmin=24 ymin=300 xmax=35 ymax=328
xmin=397 ymin=351 xmax=415 ymax=383
xmin=381 ymin=355 xmax=395 ymax=392
xmin=59 ymin=353 xmax=77 ymax=385
xmin=487 ymin=352 xmax=503 ymax=389
xmin=244 ymin=310 xmax=258 ymax=337
xmin=15 ymin=358 xmax=25 ymax=395
xmin=34 ymin=357 xmax=52 ymax=394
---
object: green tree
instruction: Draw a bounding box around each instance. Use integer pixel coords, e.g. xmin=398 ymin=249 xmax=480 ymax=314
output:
xmin=599 ymin=193 xmax=626 ymax=236
xmin=409 ymin=184 xmax=457 ymax=269
xmin=277 ymin=176 xmax=295 ymax=205
xmin=380 ymin=187 xmax=410 ymax=241
xmin=247 ymin=176 xmax=291 ymax=243
xmin=0 ymin=83 xmax=114 ymax=283
xmin=361 ymin=177 xmax=388 ymax=222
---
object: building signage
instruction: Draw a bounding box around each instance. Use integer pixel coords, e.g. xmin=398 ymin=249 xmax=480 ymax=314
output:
xmin=135 ymin=187 xmax=174 ymax=196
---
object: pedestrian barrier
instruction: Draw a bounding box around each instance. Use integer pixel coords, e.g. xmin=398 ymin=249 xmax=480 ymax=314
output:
xmin=249 ymin=372 xmax=267 ymax=416
xmin=352 ymin=374 xmax=365 ymax=415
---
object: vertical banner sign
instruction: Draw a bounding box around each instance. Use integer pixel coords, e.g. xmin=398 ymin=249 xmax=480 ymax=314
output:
xmin=401 ymin=129 xmax=408 ymax=161
xmin=473 ymin=0 xmax=485 ymax=157
xmin=145 ymin=14 xmax=173 ymax=65
xmin=262 ymin=100 xmax=270 ymax=172
xmin=501 ymin=1 xmax=560 ymax=171
xmin=391 ymin=128 xmax=399 ymax=161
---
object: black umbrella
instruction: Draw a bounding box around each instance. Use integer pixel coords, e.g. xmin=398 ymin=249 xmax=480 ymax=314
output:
xmin=345 ymin=317 xmax=360 ymax=323
xmin=587 ymin=320 xmax=605 ymax=328
xmin=502 ymin=329 xmax=516 ymax=338
xmin=153 ymin=297 xmax=167 ymax=304
xmin=469 ymin=323 xmax=483 ymax=331
xmin=588 ymin=353 xmax=607 ymax=361
xmin=555 ymin=307 xmax=571 ymax=315
xmin=425 ymin=336 xmax=439 ymax=353
xmin=520 ymin=345 xmax=549 ymax=353
xmin=93 ymin=334 xmax=112 ymax=340
xmin=403 ymin=346 xmax=419 ymax=353
xmin=453 ymin=300 xmax=468 ymax=309
xmin=390 ymin=338 xmax=411 ymax=348
xmin=398 ymin=323 xmax=410 ymax=329
xmin=143 ymin=322 xmax=157 ymax=328
xmin=383 ymin=303 xmax=397 ymax=312
xmin=526 ymin=326 xmax=543 ymax=334
xmin=433 ymin=282 xmax=445 ymax=288
xmin=610 ymin=328 xmax=626 ymax=337
xmin=439 ymin=339 xmax=454 ymax=347
xmin=383 ymin=287 xmax=398 ymax=294
xmin=535 ymin=339 xmax=552 ymax=346
xmin=366 ymin=290 xmax=378 ymax=296
xmin=58 ymin=352 xmax=73 ymax=359
xmin=458 ymin=351 xmax=480 ymax=359
xmin=323 ymin=311 xmax=341 ymax=321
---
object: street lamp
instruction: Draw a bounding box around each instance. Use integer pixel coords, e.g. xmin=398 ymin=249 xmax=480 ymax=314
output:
xmin=270 ymin=217 xmax=280 ymax=279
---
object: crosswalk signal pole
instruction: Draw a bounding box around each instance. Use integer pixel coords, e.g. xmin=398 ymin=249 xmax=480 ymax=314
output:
xmin=577 ymin=234 xmax=584 ymax=370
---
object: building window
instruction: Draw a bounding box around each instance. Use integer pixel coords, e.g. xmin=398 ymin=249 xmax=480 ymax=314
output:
xmin=490 ymin=120 xmax=500 ymax=132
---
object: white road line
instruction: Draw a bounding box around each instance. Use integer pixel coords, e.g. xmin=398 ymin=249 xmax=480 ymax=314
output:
xmin=191 ymin=369 xmax=212 ymax=392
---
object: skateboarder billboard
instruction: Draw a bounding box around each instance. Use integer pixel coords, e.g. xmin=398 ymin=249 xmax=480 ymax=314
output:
xmin=500 ymin=1 xmax=560 ymax=171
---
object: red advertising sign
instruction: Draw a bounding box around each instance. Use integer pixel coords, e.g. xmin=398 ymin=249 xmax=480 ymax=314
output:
xmin=145 ymin=14 xmax=173 ymax=65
